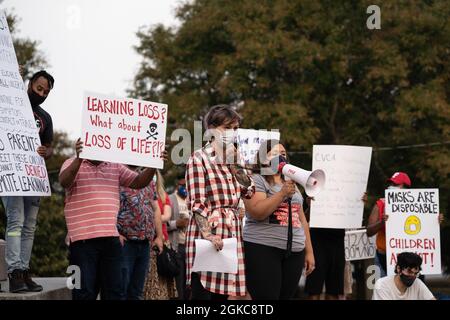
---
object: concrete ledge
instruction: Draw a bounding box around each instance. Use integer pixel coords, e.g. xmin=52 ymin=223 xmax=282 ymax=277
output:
xmin=0 ymin=278 xmax=71 ymax=300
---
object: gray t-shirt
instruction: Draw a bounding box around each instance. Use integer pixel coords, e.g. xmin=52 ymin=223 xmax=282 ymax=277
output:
xmin=243 ymin=174 xmax=306 ymax=252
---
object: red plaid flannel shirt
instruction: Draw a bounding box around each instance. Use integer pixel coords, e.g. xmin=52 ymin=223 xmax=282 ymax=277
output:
xmin=185 ymin=143 xmax=255 ymax=296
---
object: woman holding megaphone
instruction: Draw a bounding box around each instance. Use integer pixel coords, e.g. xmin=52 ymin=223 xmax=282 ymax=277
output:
xmin=243 ymin=139 xmax=315 ymax=300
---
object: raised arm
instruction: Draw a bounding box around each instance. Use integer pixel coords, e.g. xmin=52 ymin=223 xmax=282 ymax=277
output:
xmin=244 ymin=180 xmax=295 ymax=221
xmin=59 ymin=138 xmax=83 ymax=188
xmin=129 ymin=168 xmax=156 ymax=189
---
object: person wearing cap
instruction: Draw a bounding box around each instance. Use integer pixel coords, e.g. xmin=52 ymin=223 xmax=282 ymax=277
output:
xmin=366 ymin=172 xmax=444 ymax=277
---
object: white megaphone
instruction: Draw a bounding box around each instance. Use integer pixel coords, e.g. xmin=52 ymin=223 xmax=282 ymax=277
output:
xmin=275 ymin=157 xmax=326 ymax=197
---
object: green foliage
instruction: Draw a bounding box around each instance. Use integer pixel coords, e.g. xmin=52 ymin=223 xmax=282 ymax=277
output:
xmin=130 ymin=0 xmax=450 ymax=271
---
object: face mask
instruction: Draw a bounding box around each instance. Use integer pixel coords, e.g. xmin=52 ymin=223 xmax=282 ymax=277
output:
xmin=221 ymin=129 xmax=237 ymax=146
xmin=152 ymin=175 xmax=157 ymax=184
xmin=263 ymin=155 xmax=288 ymax=175
xmin=178 ymin=185 xmax=187 ymax=198
xmin=28 ymin=89 xmax=47 ymax=107
xmin=388 ymin=186 xmax=401 ymax=190
xmin=400 ymin=274 xmax=416 ymax=287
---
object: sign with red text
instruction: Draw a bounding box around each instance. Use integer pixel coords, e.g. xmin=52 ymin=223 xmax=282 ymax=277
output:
xmin=0 ymin=11 xmax=51 ymax=196
xmin=80 ymin=92 xmax=168 ymax=169
xmin=385 ymin=189 xmax=441 ymax=276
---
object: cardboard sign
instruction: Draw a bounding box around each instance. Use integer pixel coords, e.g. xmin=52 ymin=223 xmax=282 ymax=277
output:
xmin=0 ymin=11 xmax=51 ymax=196
xmin=345 ymin=229 xmax=376 ymax=261
xmin=385 ymin=189 xmax=441 ymax=275
xmin=80 ymin=92 xmax=168 ymax=169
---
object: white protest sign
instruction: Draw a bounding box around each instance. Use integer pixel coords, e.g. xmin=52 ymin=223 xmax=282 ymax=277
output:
xmin=236 ymin=129 xmax=280 ymax=165
xmin=80 ymin=92 xmax=168 ymax=169
xmin=0 ymin=11 xmax=51 ymax=196
xmin=310 ymin=145 xmax=372 ymax=228
xmin=385 ymin=189 xmax=441 ymax=276
xmin=345 ymin=229 xmax=376 ymax=261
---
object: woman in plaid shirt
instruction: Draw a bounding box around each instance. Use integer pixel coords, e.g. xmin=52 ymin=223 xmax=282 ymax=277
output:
xmin=185 ymin=105 xmax=255 ymax=300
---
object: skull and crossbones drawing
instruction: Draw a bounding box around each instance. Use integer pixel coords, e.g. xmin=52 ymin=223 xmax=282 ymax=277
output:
xmin=146 ymin=123 xmax=158 ymax=140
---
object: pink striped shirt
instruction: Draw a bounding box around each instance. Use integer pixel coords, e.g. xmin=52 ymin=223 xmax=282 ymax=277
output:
xmin=60 ymin=159 xmax=138 ymax=243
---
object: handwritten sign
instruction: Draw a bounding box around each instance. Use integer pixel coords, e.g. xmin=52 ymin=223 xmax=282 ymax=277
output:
xmin=0 ymin=11 xmax=51 ymax=196
xmin=385 ymin=189 xmax=441 ymax=276
xmin=310 ymin=145 xmax=372 ymax=228
xmin=80 ymin=92 xmax=168 ymax=169
xmin=345 ymin=229 xmax=376 ymax=261
xmin=236 ymin=129 xmax=280 ymax=165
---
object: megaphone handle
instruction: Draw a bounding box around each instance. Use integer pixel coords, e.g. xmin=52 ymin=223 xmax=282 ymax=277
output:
xmin=285 ymin=197 xmax=293 ymax=258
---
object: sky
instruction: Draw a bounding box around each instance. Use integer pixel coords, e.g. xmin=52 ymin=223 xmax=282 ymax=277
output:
xmin=2 ymin=0 xmax=180 ymax=139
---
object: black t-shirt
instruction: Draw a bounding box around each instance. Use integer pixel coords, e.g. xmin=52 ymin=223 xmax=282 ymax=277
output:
xmin=32 ymin=105 xmax=53 ymax=145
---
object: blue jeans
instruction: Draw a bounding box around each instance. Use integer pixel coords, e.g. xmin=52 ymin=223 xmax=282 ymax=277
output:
xmin=69 ymin=237 xmax=124 ymax=300
xmin=1 ymin=196 xmax=40 ymax=273
xmin=375 ymin=251 xmax=387 ymax=278
xmin=121 ymin=239 xmax=150 ymax=300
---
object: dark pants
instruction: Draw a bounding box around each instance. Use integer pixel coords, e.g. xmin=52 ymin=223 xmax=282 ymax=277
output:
xmin=121 ymin=239 xmax=150 ymax=300
xmin=190 ymin=272 xmax=228 ymax=301
xmin=175 ymin=244 xmax=187 ymax=300
xmin=69 ymin=237 xmax=123 ymax=300
xmin=244 ymin=241 xmax=305 ymax=300
xmin=305 ymin=231 xmax=345 ymax=296
xmin=376 ymin=251 xmax=387 ymax=276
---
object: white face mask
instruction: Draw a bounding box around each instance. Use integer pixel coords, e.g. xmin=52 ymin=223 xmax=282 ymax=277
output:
xmin=221 ymin=129 xmax=237 ymax=146
xmin=388 ymin=186 xmax=401 ymax=190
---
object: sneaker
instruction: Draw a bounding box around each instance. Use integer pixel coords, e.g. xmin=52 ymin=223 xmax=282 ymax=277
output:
xmin=23 ymin=270 xmax=43 ymax=292
xmin=8 ymin=269 xmax=28 ymax=293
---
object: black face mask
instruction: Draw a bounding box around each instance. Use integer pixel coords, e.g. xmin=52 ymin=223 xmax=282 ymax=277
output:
xmin=268 ymin=155 xmax=288 ymax=174
xmin=400 ymin=274 xmax=416 ymax=287
xmin=28 ymin=89 xmax=47 ymax=107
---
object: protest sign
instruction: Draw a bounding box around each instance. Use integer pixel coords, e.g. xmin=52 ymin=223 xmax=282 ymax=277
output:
xmin=0 ymin=11 xmax=51 ymax=196
xmin=80 ymin=91 xmax=168 ymax=169
xmin=236 ymin=129 xmax=280 ymax=165
xmin=345 ymin=229 xmax=376 ymax=261
xmin=385 ymin=188 xmax=441 ymax=275
xmin=310 ymin=145 xmax=372 ymax=228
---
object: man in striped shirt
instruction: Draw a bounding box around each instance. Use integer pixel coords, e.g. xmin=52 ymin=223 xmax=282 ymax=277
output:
xmin=59 ymin=138 xmax=160 ymax=300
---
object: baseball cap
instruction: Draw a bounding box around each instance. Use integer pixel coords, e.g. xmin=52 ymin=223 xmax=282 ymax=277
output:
xmin=387 ymin=172 xmax=411 ymax=187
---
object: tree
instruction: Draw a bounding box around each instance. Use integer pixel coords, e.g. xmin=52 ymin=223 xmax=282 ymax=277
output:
xmin=130 ymin=0 xmax=449 ymax=271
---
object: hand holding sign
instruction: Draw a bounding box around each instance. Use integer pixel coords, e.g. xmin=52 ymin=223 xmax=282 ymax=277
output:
xmin=36 ymin=146 xmax=48 ymax=158
xmin=75 ymin=138 xmax=83 ymax=158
